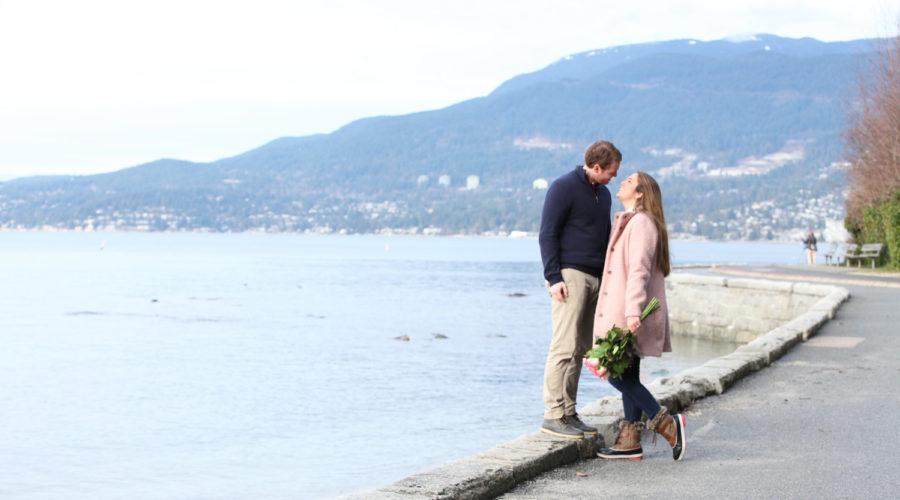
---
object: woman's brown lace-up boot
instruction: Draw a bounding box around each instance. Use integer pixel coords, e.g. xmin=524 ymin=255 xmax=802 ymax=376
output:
xmin=596 ymin=420 xmax=644 ymax=460
xmin=648 ymin=407 xmax=686 ymax=461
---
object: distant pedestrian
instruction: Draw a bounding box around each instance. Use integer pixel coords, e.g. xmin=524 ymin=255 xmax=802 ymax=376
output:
xmin=538 ymin=140 xmax=620 ymax=439
xmin=803 ymin=230 xmax=817 ymax=264
xmin=593 ymin=171 xmax=686 ymax=461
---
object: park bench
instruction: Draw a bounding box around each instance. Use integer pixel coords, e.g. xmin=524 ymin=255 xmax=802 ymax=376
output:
xmin=824 ymin=243 xmax=856 ymax=266
xmin=845 ymin=243 xmax=884 ymax=269
xmin=822 ymin=243 xmax=840 ymax=265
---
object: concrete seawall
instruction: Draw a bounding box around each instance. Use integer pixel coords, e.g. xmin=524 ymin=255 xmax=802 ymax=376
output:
xmin=346 ymin=273 xmax=849 ymax=499
xmin=666 ymin=273 xmax=828 ymax=343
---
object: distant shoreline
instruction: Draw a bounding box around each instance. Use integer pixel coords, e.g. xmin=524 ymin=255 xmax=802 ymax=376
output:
xmin=0 ymin=227 xmax=818 ymax=245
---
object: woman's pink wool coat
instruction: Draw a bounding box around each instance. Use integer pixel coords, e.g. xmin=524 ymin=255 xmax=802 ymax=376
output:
xmin=593 ymin=211 xmax=671 ymax=357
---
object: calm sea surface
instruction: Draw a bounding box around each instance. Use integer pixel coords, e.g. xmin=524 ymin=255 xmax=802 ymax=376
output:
xmin=0 ymin=232 xmax=807 ymax=499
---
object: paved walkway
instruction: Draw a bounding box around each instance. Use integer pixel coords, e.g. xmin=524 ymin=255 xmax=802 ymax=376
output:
xmin=710 ymin=263 xmax=900 ymax=289
xmin=501 ymin=265 xmax=900 ymax=499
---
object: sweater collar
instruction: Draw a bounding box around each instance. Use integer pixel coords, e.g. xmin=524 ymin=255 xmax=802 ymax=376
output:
xmin=578 ymin=165 xmax=601 ymax=188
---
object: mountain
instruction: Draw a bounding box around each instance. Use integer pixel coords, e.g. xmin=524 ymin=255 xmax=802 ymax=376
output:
xmin=0 ymin=34 xmax=878 ymax=239
xmin=493 ymin=34 xmax=871 ymax=94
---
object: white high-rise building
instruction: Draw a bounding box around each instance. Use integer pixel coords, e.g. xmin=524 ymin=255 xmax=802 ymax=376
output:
xmin=533 ymin=178 xmax=549 ymax=190
xmin=466 ymin=175 xmax=480 ymax=190
xmin=438 ymin=175 xmax=451 ymax=187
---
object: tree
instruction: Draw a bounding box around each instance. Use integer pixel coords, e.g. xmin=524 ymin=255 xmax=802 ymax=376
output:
xmin=844 ymin=26 xmax=900 ymax=267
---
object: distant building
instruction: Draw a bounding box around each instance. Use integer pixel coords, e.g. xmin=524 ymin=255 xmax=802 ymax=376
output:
xmin=466 ymin=175 xmax=480 ymax=190
xmin=438 ymin=175 xmax=451 ymax=187
xmin=417 ymin=175 xmax=429 ymax=186
xmin=533 ymin=178 xmax=549 ymax=190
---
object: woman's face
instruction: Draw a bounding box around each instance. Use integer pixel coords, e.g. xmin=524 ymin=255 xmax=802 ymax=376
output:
xmin=616 ymin=173 xmax=641 ymax=206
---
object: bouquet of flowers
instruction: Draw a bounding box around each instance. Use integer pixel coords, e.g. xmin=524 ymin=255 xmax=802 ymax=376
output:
xmin=583 ymin=297 xmax=660 ymax=380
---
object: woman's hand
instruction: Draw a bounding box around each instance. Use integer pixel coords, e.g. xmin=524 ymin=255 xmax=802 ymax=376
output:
xmin=626 ymin=315 xmax=641 ymax=333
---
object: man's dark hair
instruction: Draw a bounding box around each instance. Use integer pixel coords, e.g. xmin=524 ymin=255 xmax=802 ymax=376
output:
xmin=584 ymin=141 xmax=622 ymax=170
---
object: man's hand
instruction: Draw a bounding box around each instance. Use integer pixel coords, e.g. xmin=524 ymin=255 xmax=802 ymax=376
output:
xmin=549 ymin=281 xmax=569 ymax=302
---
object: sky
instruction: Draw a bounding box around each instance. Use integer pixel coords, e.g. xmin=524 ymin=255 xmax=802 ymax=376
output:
xmin=1 ymin=0 xmax=898 ymax=180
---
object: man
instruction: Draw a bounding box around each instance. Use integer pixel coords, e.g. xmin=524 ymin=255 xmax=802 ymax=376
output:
xmin=538 ymin=140 xmax=621 ymax=438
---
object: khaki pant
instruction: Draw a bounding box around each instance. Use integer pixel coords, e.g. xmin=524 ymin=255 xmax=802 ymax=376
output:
xmin=542 ymin=268 xmax=599 ymax=419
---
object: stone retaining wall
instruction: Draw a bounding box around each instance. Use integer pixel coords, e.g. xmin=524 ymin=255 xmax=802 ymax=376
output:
xmin=345 ymin=273 xmax=850 ymax=500
xmin=667 ymin=273 xmax=823 ymax=342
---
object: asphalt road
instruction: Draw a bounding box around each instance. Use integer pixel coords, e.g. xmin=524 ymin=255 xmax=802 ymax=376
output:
xmin=501 ymin=266 xmax=900 ymax=499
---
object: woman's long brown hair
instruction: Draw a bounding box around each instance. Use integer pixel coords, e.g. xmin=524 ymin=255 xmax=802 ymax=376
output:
xmin=635 ymin=171 xmax=671 ymax=277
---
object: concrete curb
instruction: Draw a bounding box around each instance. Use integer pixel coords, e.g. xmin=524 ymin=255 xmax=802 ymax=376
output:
xmin=348 ymin=433 xmax=605 ymax=500
xmin=346 ymin=278 xmax=850 ymax=500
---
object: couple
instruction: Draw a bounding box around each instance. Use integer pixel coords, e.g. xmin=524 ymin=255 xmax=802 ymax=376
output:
xmin=538 ymin=140 xmax=686 ymax=462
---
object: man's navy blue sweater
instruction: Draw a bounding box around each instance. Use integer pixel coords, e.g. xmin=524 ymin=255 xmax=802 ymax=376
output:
xmin=539 ymin=166 xmax=612 ymax=285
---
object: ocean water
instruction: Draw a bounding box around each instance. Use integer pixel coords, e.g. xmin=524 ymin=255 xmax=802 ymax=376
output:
xmin=0 ymin=232 xmax=806 ymax=499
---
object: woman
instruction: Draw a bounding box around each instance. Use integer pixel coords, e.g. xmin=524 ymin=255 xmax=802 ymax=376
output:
xmin=593 ymin=171 xmax=686 ymax=461
xmin=803 ymin=230 xmax=817 ymax=264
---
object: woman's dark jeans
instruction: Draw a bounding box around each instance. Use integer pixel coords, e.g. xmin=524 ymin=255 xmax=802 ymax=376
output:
xmin=607 ymin=357 xmax=662 ymax=422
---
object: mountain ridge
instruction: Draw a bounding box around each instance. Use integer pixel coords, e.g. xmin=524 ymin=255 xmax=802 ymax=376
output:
xmin=0 ymin=34 xmax=874 ymax=240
